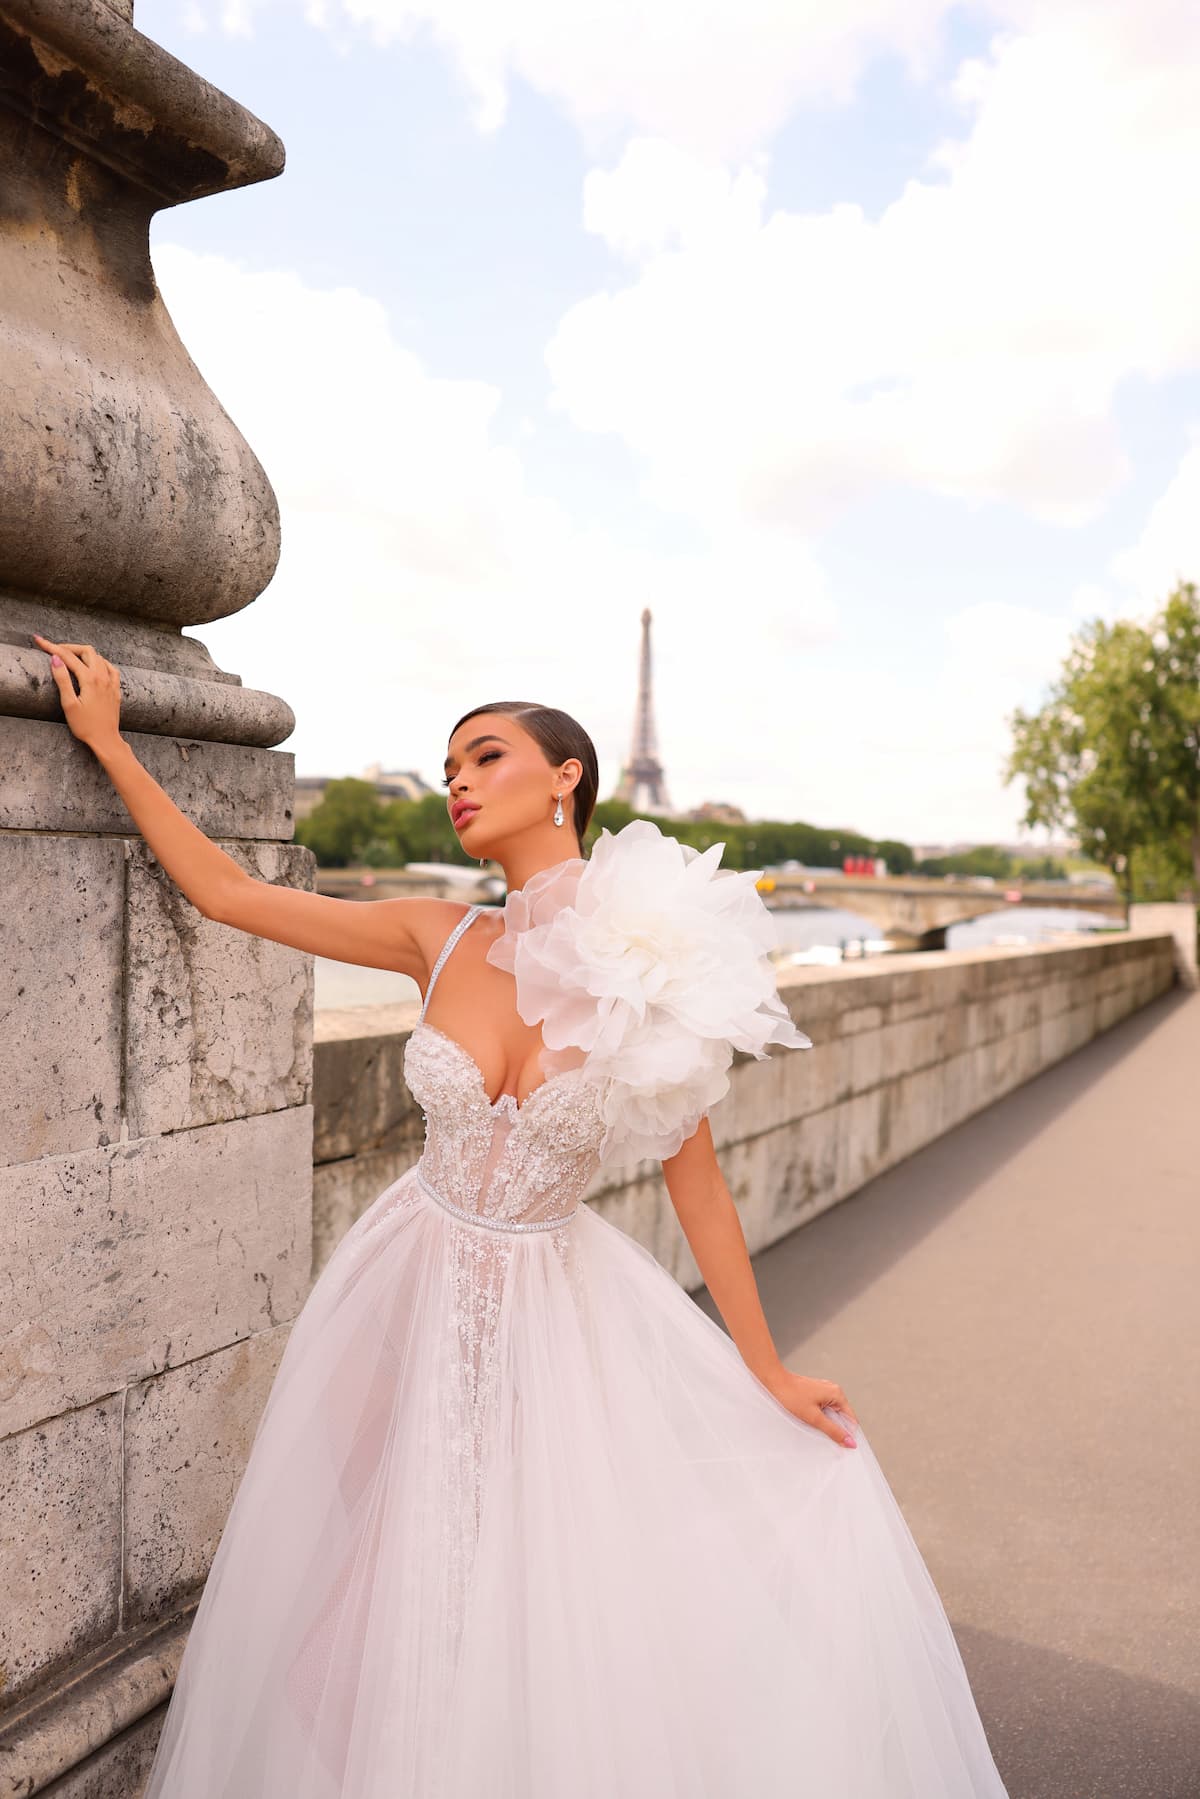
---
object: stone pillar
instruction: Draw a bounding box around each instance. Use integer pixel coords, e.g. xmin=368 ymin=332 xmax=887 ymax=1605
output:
xmin=0 ymin=3 xmax=315 ymax=1792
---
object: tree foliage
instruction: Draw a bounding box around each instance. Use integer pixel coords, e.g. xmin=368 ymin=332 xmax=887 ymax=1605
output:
xmin=296 ymin=781 xmax=912 ymax=873
xmin=1004 ymin=581 xmax=1200 ymax=902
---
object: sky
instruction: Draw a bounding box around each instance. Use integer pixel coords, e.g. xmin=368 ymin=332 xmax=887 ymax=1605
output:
xmin=138 ymin=0 xmax=1200 ymax=846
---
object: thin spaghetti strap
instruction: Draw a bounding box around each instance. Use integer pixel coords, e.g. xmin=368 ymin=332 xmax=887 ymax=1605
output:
xmin=419 ymin=905 xmax=482 ymax=1021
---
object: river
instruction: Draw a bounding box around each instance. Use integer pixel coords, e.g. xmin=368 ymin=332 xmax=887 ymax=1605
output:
xmin=313 ymin=900 xmax=1116 ymax=1011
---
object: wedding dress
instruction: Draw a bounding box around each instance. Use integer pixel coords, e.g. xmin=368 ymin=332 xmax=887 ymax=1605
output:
xmin=141 ymin=821 xmax=1009 ymax=1797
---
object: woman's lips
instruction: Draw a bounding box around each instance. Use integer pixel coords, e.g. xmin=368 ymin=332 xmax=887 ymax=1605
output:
xmin=452 ymin=803 xmax=480 ymax=830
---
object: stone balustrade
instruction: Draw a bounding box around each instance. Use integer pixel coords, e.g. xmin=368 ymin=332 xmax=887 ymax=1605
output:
xmin=313 ymin=917 xmax=1186 ymax=1294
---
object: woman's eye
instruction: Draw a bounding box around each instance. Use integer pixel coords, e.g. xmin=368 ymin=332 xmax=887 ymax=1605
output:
xmin=441 ymin=751 xmax=501 ymax=789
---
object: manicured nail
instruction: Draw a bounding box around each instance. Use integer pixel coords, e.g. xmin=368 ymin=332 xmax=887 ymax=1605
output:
xmin=51 ymin=654 xmax=62 ymax=665
xmin=844 ymin=1436 xmax=857 ymax=1448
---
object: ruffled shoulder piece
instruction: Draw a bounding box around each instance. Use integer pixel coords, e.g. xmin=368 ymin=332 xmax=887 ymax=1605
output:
xmin=485 ymin=819 xmax=812 ymax=1166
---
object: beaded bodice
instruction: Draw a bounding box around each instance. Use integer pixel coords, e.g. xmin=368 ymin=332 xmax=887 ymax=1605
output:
xmin=405 ymin=909 xmax=606 ymax=1230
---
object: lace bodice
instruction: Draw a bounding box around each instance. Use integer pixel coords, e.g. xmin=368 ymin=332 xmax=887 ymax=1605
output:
xmin=404 ymin=909 xmax=606 ymax=1230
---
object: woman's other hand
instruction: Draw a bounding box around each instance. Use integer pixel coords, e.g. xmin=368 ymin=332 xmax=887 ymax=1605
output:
xmin=33 ymin=634 xmax=123 ymax=756
xmin=760 ymin=1368 xmax=860 ymax=1448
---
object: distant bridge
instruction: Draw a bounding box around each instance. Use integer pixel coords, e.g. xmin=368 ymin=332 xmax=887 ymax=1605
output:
xmin=755 ymin=871 xmax=1126 ymax=951
xmin=314 ymin=865 xmax=1129 ymax=955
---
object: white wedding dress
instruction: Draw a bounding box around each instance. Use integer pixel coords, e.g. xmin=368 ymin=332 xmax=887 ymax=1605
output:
xmin=141 ymin=823 xmax=1009 ymax=1798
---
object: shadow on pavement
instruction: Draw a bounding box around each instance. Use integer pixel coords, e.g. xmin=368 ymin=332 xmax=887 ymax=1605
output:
xmin=693 ymin=985 xmax=1193 ymax=1345
xmin=954 ymin=1621 xmax=1200 ymax=1799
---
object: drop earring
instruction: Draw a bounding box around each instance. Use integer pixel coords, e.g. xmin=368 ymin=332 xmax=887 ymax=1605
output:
xmin=553 ymin=792 xmax=564 ymax=827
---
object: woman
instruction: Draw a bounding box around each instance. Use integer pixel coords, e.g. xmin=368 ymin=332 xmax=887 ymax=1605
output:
xmin=35 ymin=631 xmax=1010 ymax=1797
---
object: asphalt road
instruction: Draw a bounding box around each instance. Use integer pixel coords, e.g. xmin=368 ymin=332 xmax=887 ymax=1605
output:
xmin=694 ymin=984 xmax=1200 ymax=1799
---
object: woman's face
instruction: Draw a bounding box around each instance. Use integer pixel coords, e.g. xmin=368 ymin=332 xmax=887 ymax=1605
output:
xmin=443 ymin=713 xmax=580 ymax=857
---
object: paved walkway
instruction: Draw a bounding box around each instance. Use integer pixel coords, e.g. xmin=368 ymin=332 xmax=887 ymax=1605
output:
xmin=695 ymin=984 xmax=1200 ymax=1799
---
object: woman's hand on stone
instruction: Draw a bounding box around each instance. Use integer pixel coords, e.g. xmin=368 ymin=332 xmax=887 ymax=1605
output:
xmin=761 ymin=1368 xmax=859 ymax=1448
xmin=33 ymin=634 xmax=123 ymax=755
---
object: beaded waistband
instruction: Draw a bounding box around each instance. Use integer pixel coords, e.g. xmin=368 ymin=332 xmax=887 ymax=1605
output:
xmin=416 ymin=1164 xmax=577 ymax=1233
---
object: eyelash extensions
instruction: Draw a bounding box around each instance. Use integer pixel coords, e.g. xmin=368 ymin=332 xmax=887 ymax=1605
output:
xmin=441 ymin=750 xmax=500 ymax=789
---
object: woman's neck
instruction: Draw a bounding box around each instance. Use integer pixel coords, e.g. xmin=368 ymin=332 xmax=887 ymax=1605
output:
xmin=497 ymin=840 xmax=583 ymax=897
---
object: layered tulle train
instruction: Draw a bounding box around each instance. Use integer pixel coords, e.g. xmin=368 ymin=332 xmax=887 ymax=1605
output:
xmin=142 ymin=1162 xmax=1008 ymax=1798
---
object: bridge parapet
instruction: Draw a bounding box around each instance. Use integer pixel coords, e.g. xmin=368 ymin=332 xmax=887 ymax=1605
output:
xmin=760 ymin=872 xmax=1126 ymax=950
xmin=312 ymin=926 xmax=1182 ymax=1290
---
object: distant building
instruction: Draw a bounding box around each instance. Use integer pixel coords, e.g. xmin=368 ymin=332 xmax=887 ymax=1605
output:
xmin=360 ymin=762 xmax=434 ymax=803
xmin=684 ymin=801 xmax=747 ymax=824
xmin=293 ymin=763 xmax=435 ymax=821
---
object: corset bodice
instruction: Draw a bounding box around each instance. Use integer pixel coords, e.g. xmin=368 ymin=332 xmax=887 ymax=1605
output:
xmin=405 ymin=1020 xmax=605 ymax=1230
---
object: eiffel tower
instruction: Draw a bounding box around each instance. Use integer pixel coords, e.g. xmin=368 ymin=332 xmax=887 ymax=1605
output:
xmin=613 ymin=608 xmax=672 ymax=814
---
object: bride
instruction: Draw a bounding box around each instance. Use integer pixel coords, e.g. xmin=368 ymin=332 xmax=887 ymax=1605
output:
xmin=36 ymin=633 xmax=1010 ymax=1798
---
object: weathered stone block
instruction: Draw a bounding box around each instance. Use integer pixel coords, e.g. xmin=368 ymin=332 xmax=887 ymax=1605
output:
xmin=123 ymin=1324 xmax=291 ymax=1627
xmin=0 ymin=1108 xmax=313 ymax=1439
xmin=38 ymin=1708 xmax=164 ymax=1799
xmin=766 ymin=1106 xmax=839 ymax=1234
xmin=312 ymin=1147 xmax=414 ymax=1282
xmin=795 ymin=1034 xmax=852 ymax=1116
xmin=0 ymin=832 xmax=124 ymax=1165
xmin=0 ymin=716 xmax=298 ymax=840
xmin=847 ymin=1025 xmax=884 ymax=1096
xmin=125 ymin=839 xmax=314 ymax=1136
xmin=838 ymin=1002 xmax=885 ymax=1037
xmin=886 ymin=1063 xmax=946 ymax=1166
xmin=939 ymin=1049 xmax=976 ymax=1133
xmin=835 ymin=1086 xmax=886 ymax=1196
xmin=0 ymin=1398 xmax=122 ymax=1711
xmin=312 ymin=1003 xmax=424 ymax=1165
xmin=1129 ymin=903 xmax=1197 ymax=987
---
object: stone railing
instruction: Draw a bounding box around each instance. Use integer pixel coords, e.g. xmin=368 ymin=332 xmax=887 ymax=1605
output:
xmin=314 ymin=918 xmax=1185 ymax=1293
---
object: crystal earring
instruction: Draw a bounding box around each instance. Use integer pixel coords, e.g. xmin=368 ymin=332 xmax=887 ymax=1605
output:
xmin=553 ymin=792 xmax=564 ymax=827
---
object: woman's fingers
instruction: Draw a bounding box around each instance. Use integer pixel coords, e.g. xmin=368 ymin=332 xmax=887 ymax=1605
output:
xmin=810 ymin=1403 xmax=856 ymax=1448
xmin=829 ymin=1386 xmax=860 ymax=1428
xmin=48 ymin=644 xmax=89 ymax=675
xmin=33 ymin=635 xmax=101 ymax=667
xmin=45 ymin=656 xmax=78 ymax=705
xmin=32 ymin=634 xmax=121 ymax=746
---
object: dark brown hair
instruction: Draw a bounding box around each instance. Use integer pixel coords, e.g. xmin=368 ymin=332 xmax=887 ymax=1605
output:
xmin=447 ymin=701 xmax=599 ymax=854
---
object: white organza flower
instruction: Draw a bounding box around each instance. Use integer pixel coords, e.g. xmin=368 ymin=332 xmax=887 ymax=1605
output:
xmin=486 ymin=819 xmax=812 ymax=1165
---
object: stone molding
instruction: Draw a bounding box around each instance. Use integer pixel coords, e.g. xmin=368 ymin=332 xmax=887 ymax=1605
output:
xmin=0 ymin=0 xmax=283 ymax=202
xmin=0 ymin=1603 xmax=193 ymax=1795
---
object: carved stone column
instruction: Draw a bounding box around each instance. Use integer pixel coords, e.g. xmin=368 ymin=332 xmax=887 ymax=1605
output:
xmin=0 ymin=3 xmax=315 ymax=1791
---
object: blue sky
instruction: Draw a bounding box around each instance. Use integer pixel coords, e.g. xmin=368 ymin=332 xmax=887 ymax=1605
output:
xmin=139 ymin=0 xmax=1200 ymax=845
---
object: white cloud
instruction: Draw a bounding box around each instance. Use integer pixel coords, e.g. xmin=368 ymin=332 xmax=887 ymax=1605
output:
xmin=153 ymin=247 xmax=1039 ymax=845
xmin=1110 ymin=436 xmax=1200 ymax=610
xmin=943 ymin=600 xmax=1075 ymax=689
xmin=188 ymin=0 xmax=955 ymax=158
xmin=151 ymin=245 xmax=834 ymax=809
xmin=545 ymin=3 xmax=1200 ymax=534
xmin=145 ymin=0 xmax=1200 ymax=843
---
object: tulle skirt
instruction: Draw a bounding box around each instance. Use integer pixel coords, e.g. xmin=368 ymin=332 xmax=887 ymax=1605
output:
xmin=142 ymin=1165 xmax=1009 ymax=1798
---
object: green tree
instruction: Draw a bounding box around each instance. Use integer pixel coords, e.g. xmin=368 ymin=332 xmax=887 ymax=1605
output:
xmin=1004 ymin=581 xmax=1200 ymax=903
xmin=915 ymin=845 xmax=1014 ymax=879
xmin=296 ymin=778 xmax=388 ymax=868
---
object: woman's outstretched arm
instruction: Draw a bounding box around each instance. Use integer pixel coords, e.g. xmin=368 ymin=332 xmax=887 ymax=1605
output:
xmin=662 ymin=1117 xmax=859 ymax=1448
xmin=33 ymin=632 xmax=445 ymax=978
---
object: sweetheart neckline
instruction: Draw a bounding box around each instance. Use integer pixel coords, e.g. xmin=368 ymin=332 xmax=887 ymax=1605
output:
xmin=411 ymin=1019 xmax=582 ymax=1117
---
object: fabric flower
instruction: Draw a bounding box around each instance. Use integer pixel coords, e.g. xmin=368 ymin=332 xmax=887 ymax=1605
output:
xmin=485 ymin=819 xmax=812 ymax=1165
